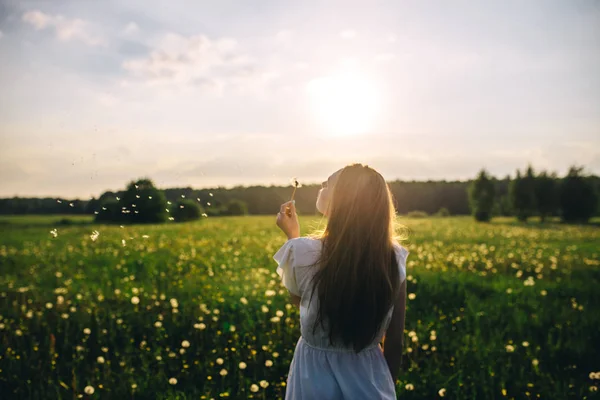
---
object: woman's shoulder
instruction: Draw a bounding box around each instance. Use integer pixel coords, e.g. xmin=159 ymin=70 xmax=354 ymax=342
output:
xmin=285 ymin=237 xmax=322 ymax=267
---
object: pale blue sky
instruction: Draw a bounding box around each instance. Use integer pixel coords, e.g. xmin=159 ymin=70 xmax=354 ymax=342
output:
xmin=0 ymin=0 xmax=599 ymax=198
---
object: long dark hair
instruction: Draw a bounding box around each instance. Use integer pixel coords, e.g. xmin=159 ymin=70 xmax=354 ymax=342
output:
xmin=308 ymin=164 xmax=401 ymax=352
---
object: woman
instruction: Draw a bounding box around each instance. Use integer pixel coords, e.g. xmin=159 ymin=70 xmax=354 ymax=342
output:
xmin=274 ymin=163 xmax=408 ymax=399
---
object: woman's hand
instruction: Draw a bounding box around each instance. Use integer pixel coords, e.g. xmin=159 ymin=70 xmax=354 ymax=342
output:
xmin=276 ymin=201 xmax=300 ymax=240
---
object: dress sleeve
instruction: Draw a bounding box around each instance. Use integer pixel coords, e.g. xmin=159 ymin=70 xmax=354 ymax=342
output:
xmin=394 ymin=244 xmax=409 ymax=284
xmin=273 ymin=239 xmax=301 ymax=296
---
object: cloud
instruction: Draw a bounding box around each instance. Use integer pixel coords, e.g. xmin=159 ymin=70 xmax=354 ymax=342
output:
xmin=274 ymin=30 xmax=292 ymax=44
xmin=122 ymin=22 xmax=140 ymax=36
xmin=0 ymin=31 xmax=4 ymax=40
xmin=22 ymin=10 xmax=105 ymax=46
xmin=122 ymin=32 xmax=274 ymax=92
xmin=340 ymin=30 xmax=357 ymax=39
xmin=374 ymin=53 xmax=397 ymax=63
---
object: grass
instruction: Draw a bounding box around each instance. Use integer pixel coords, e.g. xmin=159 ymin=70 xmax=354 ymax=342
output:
xmin=0 ymin=216 xmax=599 ymax=399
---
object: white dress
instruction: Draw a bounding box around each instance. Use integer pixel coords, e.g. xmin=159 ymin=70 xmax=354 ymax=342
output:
xmin=274 ymin=237 xmax=409 ymax=400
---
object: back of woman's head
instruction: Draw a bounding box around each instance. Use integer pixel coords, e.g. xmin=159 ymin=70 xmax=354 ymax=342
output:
xmin=310 ymin=163 xmax=401 ymax=352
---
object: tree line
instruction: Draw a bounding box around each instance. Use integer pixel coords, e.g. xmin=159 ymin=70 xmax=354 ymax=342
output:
xmin=1 ymin=167 xmax=598 ymax=223
xmin=469 ymin=166 xmax=599 ymax=223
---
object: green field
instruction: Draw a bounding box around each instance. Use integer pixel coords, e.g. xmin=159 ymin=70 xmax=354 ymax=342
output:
xmin=0 ymin=216 xmax=599 ymax=399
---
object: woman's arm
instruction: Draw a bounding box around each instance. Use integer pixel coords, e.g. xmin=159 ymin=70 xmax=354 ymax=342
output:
xmin=383 ymin=279 xmax=406 ymax=384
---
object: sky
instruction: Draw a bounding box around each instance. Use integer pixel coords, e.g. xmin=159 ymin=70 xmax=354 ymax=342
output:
xmin=0 ymin=0 xmax=599 ymax=198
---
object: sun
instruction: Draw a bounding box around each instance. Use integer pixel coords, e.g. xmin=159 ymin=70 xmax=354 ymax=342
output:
xmin=307 ymin=70 xmax=380 ymax=136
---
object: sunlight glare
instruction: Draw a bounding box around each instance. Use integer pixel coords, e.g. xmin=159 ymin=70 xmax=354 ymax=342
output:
xmin=307 ymin=70 xmax=380 ymax=136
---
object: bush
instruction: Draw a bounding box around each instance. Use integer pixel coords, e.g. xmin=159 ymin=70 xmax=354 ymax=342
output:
xmin=171 ymin=199 xmax=203 ymax=222
xmin=435 ymin=207 xmax=450 ymax=217
xmin=407 ymin=210 xmax=428 ymax=218
xmin=223 ymin=200 xmax=248 ymax=216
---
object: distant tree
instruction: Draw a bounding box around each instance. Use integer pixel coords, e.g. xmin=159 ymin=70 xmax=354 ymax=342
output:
xmin=95 ymin=178 xmax=168 ymax=224
xmin=535 ymin=171 xmax=558 ymax=222
xmin=509 ymin=167 xmax=537 ymax=222
xmin=94 ymin=199 xmax=122 ymax=223
xmin=559 ymin=167 xmax=598 ymax=223
xmin=171 ymin=199 xmax=203 ymax=222
xmin=224 ymin=200 xmax=249 ymax=216
xmin=468 ymin=169 xmax=496 ymax=222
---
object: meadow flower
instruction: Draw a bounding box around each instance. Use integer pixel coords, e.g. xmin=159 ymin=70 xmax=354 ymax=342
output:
xmin=276 ymin=310 xmax=284 ymax=317
xmin=131 ymin=296 xmax=140 ymax=305
xmin=154 ymin=321 xmax=162 ymax=328
xmin=170 ymin=298 xmax=179 ymax=308
xmin=439 ymin=388 xmax=446 ymax=397
xmin=46 ymin=302 xmax=53 ymax=309
xmin=83 ymin=328 xmax=91 ymax=335
xmin=522 ymin=341 xmax=529 ymax=347
xmin=405 ymin=383 xmax=414 ymax=390
xmin=270 ymin=316 xmax=280 ymax=323
xmin=408 ymin=293 xmax=416 ymax=300
xmin=169 ymin=378 xmax=177 ymax=385
xmin=506 ymin=345 xmax=515 ymax=353
xmin=84 ymin=386 xmax=94 ymax=395
xmin=240 ymin=297 xmax=248 ymax=305
xmin=541 ymin=290 xmax=548 ymax=296
xmin=260 ymin=380 xmax=269 ymax=388
xmin=250 ymin=384 xmax=259 ymax=392
xmin=532 ymin=359 xmax=539 ymax=367
xmin=97 ymin=356 xmax=105 ymax=364
xmin=216 ymin=358 xmax=224 ymax=365
xmin=220 ymin=369 xmax=228 ymax=376
xmin=181 ymin=340 xmax=190 ymax=348
xmin=265 ymin=360 xmax=273 ymax=367
xmin=261 ymin=305 xmax=269 ymax=313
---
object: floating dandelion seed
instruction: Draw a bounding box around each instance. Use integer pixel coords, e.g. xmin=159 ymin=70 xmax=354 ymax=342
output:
xmin=142 ymin=235 xmax=149 ymax=239
xmin=116 ymin=197 xmax=120 ymax=201
xmin=69 ymin=203 xmax=74 ymax=207
xmin=122 ymin=239 xmax=126 ymax=247
xmin=209 ymin=193 xmax=213 ymax=197
xmin=57 ymin=199 xmax=62 ymax=203
xmin=135 ymin=185 xmax=138 ymax=189
xmin=90 ymin=231 xmax=100 ymax=241
xmin=167 ymin=201 xmax=172 ymax=205
xmin=148 ymin=196 xmax=152 ymax=199
xmin=207 ymin=202 xmax=211 ymax=206
xmin=135 ymin=195 xmax=140 ymax=198
xmin=181 ymin=194 xmax=185 ymax=198
xmin=201 ymin=213 xmax=208 ymax=217
xmin=169 ymin=217 xmax=175 ymax=221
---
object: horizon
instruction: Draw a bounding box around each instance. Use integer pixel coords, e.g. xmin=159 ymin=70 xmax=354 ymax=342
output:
xmin=2 ymin=166 xmax=597 ymax=201
xmin=1 ymin=0 xmax=599 ymax=198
